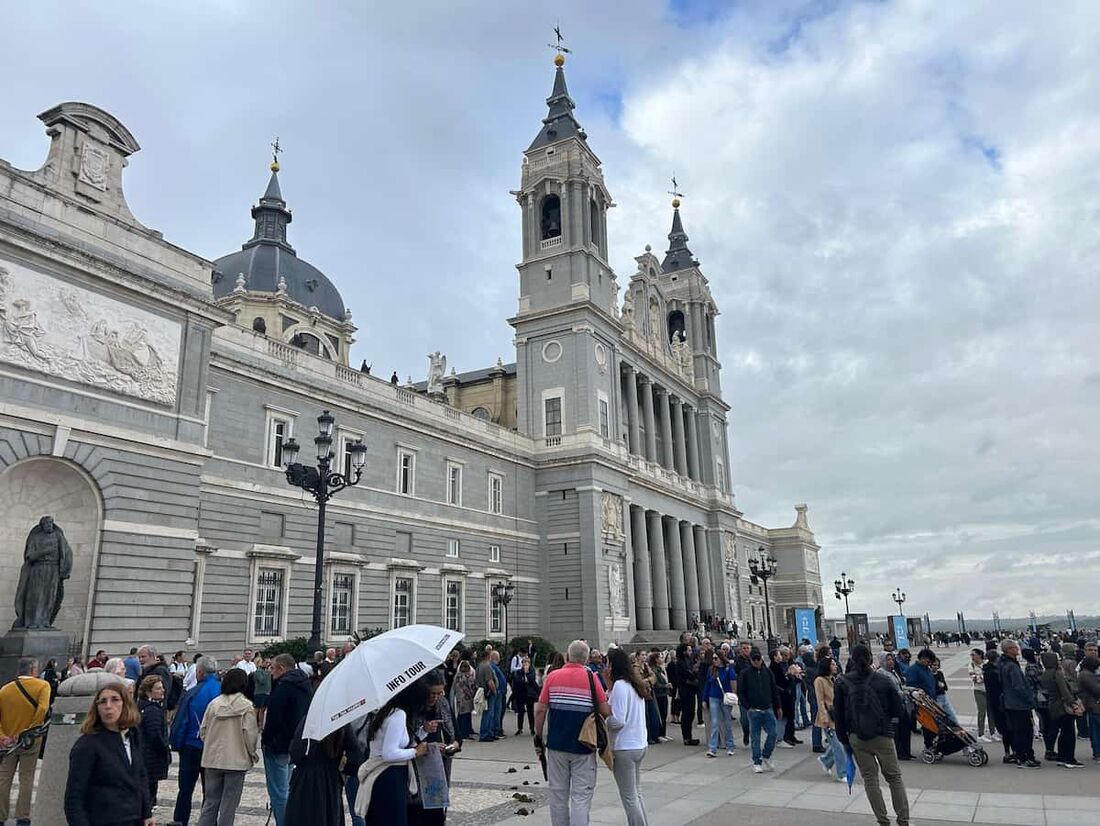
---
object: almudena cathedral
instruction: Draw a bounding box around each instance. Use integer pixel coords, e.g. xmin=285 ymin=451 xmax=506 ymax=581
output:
xmin=0 ymin=56 xmax=824 ymax=660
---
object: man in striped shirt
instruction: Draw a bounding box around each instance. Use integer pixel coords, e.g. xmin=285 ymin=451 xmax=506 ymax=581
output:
xmin=535 ymin=640 xmax=610 ymax=826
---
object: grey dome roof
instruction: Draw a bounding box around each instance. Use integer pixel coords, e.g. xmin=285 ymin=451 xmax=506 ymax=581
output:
xmin=212 ymin=169 xmax=346 ymax=321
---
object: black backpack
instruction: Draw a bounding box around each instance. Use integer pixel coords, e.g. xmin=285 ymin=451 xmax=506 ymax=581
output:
xmin=844 ymin=673 xmax=889 ymax=740
xmin=166 ymin=673 xmax=183 ymax=711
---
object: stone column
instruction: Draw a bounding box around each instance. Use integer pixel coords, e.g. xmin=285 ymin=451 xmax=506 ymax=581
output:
xmin=680 ymin=520 xmax=700 ymax=621
xmin=670 ymin=396 xmax=687 ymax=476
xmin=640 ymin=376 xmax=657 ymax=462
xmin=630 ymin=506 xmax=653 ymax=631
xmin=658 ymin=388 xmax=675 ymax=470
xmin=664 ymin=516 xmax=687 ymax=630
xmin=624 ymin=365 xmax=641 ymax=456
xmin=646 ymin=510 xmax=669 ymax=631
xmin=686 ymin=406 xmax=700 ymax=481
xmin=694 ymin=524 xmax=713 ymax=615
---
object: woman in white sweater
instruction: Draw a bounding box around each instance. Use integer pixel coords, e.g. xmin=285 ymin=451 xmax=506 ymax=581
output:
xmin=359 ymin=683 xmax=429 ymax=826
xmin=606 ymin=646 xmax=650 ymax=826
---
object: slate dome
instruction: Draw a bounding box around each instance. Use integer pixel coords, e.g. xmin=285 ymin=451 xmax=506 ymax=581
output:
xmin=212 ymin=169 xmax=346 ymax=321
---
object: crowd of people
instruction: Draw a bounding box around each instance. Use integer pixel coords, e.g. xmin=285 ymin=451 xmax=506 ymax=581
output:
xmin=0 ymin=628 xmax=1096 ymax=826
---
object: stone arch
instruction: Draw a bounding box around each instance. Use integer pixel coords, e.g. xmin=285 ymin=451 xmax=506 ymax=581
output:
xmin=540 ymin=194 xmax=562 ymax=240
xmin=0 ymin=457 xmax=103 ymax=651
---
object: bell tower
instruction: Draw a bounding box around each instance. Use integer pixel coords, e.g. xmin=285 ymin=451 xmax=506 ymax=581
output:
xmin=511 ymin=49 xmax=621 ymax=440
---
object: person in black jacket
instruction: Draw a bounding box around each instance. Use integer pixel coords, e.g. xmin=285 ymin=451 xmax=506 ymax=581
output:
xmin=511 ymin=657 xmax=539 ymax=735
xmin=136 ymin=675 xmax=170 ymax=808
xmin=262 ymin=654 xmax=314 ymax=826
xmin=64 ymin=682 xmax=153 ymax=826
xmin=982 ymin=651 xmax=1012 ymax=762
xmin=834 ymin=644 xmax=909 ymax=826
xmin=674 ymin=644 xmax=701 ymax=745
xmin=733 ymin=641 xmax=753 ymax=747
xmin=737 ymin=650 xmax=781 ymax=772
xmin=997 ymin=639 xmax=1040 ymax=768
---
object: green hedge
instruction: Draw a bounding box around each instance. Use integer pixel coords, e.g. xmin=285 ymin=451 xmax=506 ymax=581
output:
xmin=259 ymin=637 xmax=309 ymax=663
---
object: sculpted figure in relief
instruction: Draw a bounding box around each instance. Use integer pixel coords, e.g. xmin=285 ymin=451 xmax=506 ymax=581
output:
xmin=608 ymin=561 xmax=626 ymax=617
xmin=600 ymin=492 xmax=623 ymax=538
xmin=647 ymin=299 xmax=661 ymax=344
xmin=621 ymin=291 xmax=634 ymax=329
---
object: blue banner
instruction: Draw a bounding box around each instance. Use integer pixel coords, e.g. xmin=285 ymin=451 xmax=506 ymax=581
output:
xmin=891 ymin=615 xmax=910 ymax=650
xmin=794 ymin=608 xmax=818 ymax=646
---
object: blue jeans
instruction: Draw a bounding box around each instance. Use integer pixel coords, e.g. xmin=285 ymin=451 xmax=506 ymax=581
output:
xmin=492 ymin=692 xmax=505 ymax=735
xmin=795 ymin=683 xmax=810 ymax=727
xmin=808 ymin=687 xmax=822 ymax=749
xmin=818 ymin=729 xmax=846 ymax=780
xmin=937 ymin=694 xmax=960 ymax=727
xmin=172 ymin=745 xmax=203 ymax=825
xmin=345 ymin=774 xmax=366 ymax=826
xmin=707 ymin=697 xmax=734 ymax=752
xmin=1089 ymin=712 xmax=1100 ymax=759
xmin=263 ymin=750 xmax=291 ymax=826
xmin=748 ymin=709 xmax=778 ymax=765
xmin=479 ymin=692 xmax=496 ymax=739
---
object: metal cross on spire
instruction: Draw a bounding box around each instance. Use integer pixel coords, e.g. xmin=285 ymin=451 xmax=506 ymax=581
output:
xmin=271 ymin=136 xmax=283 ymax=166
xmin=668 ymin=174 xmax=684 ymax=201
xmin=548 ymin=25 xmax=572 ymax=56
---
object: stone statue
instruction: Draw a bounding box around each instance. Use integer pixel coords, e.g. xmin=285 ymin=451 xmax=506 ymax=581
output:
xmin=608 ymin=562 xmax=626 ymax=617
xmin=621 ymin=291 xmax=634 ymax=329
xmin=600 ymin=492 xmax=623 ymax=539
xmin=12 ymin=516 xmax=73 ymax=630
xmin=648 ymin=299 xmax=661 ymax=343
xmin=426 ymin=351 xmax=447 ymax=395
xmin=672 ymin=330 xmax=692 ymax=376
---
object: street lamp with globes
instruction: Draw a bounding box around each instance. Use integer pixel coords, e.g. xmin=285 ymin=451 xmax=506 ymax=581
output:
xmin=834 ymin=572 xmax=855 ymax=615
xmin=892 ymin=588 xmax=906 ymax=616
xmin=748 ymin=547 xmax=778 ymax=647
xmin=281 ymin=410 xmax=367 ymax=653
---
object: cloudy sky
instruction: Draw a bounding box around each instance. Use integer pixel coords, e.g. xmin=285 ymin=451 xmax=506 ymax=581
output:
xmin=3 ymin=1 xmax=1097 ymax=619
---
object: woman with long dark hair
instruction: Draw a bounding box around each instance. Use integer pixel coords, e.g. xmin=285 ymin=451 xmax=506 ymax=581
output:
xmin=702 ymin=652 xmax=736 ymax=757
xmin=356 ymin=680 xmax=430 ymax=826
xmin=648 ymin=652 xmax=670 ymax=741
xmin=137 ymin=675 xmax=170 ymax=809
xmin=511 ymin=656 xmax=539 ymax=735
xmin=606 ymin=647 xmax=650 ymax=826
xmin=813 ymin=656 xmax=845 ymax=781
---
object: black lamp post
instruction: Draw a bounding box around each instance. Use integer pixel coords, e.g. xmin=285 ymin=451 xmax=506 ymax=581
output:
xmin=748 ymin=547 xmax=778 ymax=646
xmin=492 ymin=581 xmax=516 ymax=638
xmin=834 ymin=572 xmax=855 ymax=615
xmin=891 ymin=588 xmax=906 ymax=616
xmin=281 ymin=410 xmax=367 ymax=653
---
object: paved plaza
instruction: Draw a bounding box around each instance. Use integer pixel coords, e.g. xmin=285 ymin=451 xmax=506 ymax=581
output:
xmin=7 ymin=645 xmax=1086 ymax=826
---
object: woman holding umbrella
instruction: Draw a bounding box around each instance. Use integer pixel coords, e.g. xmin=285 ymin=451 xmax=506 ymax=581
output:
xmin=357 ymin=681 xmax=430 ymax=826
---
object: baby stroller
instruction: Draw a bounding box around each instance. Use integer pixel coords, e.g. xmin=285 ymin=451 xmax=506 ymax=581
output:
xmin=909 ymin=689 xmax=988 ymax=766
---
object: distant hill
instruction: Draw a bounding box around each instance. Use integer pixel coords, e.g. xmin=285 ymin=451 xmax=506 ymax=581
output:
xmin=825 ymin=614 xmax=1097 ymax=634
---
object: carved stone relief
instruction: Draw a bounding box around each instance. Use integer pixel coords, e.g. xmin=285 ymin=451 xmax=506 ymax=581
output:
xmin=723 ymin=532 xmax=736 ymax=569
xmin=0 ymin=259 xmax=180 ymax=405
xmin=600 ymin=491 xmax=624 ymax=540
xmin=77 ymin=143 xmax=110 ymax=191
xmin=608 ymin=560 xmax=627 ymax=617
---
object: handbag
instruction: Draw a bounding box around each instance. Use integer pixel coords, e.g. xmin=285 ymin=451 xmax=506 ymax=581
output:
xmin=722 ymin=692 xmax=738 ymax=708
xmin=577 ymin=671 xmax=613 ymax=770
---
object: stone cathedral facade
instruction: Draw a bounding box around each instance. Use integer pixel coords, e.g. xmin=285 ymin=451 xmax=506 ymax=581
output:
xmin=0 ymin=60 xmax=822 ymax=660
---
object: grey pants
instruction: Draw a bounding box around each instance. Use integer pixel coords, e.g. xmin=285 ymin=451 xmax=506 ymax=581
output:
xmin=547 ymin=749 xmax=597 ymax=826
xmin=611 ymin=748 xmax=648 ymax=826
xmin=974 ymin=691 xmax=995 ymax=736
xmin=197 ymin=767 xmax=248 ymax=826
xmin=851 ymin=735 xmax=909 ymax=826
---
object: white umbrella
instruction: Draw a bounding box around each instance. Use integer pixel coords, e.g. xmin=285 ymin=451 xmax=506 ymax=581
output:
xmin=302 ymin=624 xmax=464 ymax=742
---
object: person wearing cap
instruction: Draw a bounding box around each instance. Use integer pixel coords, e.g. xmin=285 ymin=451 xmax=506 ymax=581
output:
xmin=737 ymin=650 xmax=781 ymax=773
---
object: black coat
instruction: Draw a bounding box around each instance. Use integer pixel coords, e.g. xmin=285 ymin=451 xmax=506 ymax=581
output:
xmin=64 ymin=728 xmax=152 ymax=826
xmin=511 ymin=668 xmax=539 ymax=710
xmin=138 ymin=698 xmax=170 ymax=781
xmin=262 ymin=668 xmax=313 ymax=755
xmin=286 ymin=721 xmax=344 ymax=826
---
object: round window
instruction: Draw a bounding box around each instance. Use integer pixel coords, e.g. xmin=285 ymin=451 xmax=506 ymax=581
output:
xmin=542 ymin=340 xmax=563 ymax=363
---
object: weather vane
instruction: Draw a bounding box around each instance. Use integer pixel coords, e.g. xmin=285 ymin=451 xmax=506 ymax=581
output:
xmin=668 ymin=174 xmax=684 ymax=205
xmin=271 ymin=136 xmax=283 ymax=165
xmin=548 ymin=25 xmax=572 ymax=57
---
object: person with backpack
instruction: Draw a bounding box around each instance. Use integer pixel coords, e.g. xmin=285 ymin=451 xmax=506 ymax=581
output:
xmin=834 ymin=644 xmax=910 ymax=826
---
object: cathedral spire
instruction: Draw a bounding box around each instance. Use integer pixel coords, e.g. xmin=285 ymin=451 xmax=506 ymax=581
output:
xmin=528 ymin=48 xmax=587 ymax=152
xmin=661 ymin=192 xmax=696 ymax=273
xmin=246 ymin=145 xmax=293 ymax=251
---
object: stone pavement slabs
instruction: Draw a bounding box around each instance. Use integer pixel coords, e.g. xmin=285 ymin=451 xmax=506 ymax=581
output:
xmin=909 ymin=801 xmax=980 ymax=822
xmin=978 ymin=792 xmax=1046 ymax=809
xmin=1045 ymin=810 xmax=1100 ymax=826
xmin=1044 ymin=794 xmax=1100 ymax=810
xmin=971 ymin=805 xmax=1047 ymax=825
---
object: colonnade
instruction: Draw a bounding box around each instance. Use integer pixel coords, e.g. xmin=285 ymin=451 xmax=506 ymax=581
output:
xmin=621 ymin=363 xmax=702 ymax=481
xmin=629 ymin=505 xmax=716 ymax=631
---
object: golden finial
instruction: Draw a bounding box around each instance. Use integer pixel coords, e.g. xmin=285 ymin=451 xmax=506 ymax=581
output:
xmin=549 ymin=25 xmax=571 ymax=67
xmin=671 ymin=197 xmax=680 ymax=209
xmin=270 ymin=136 xmax=283 ymax=173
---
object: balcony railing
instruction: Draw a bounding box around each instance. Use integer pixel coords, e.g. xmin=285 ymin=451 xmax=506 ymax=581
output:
xmin=540 ymin=235 xmax=563 ymax=251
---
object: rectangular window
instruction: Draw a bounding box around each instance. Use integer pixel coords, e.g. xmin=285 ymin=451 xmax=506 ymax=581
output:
xmin=339 ymin=433 xmax=363 ymax=480
xmin=544 ymin=396 xmax=562 ymax=437
xmin=393 ymin=577 xmax=413 ymax=628
xmin=253 ymin=568 xmax=284 ymax=638
xmin=445 ymin=579 xmax=463 ymax=631
xmin=488 ymin=473 xmax=504 ymax=515
xmin=330 ymin=572 xmax=354 ymax=636
xmin=598 ymin=397 xmax=610 ymax=438
xmin=490 ymin=583 xmax=504 ymax=634
xmin=446 ymin=538 xmax=460 ymax=558
xmin=489 ymin=544 xmax=501 ymax=563
xmin=446 ymin=462 xmax=463 ymax=506
xmin=397 ymin=449 xmax=416 ymax=495
xmin=268 ymin=417 xmax=291 ymax=467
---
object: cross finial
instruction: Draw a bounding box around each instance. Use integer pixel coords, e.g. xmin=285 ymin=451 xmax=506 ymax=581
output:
xmin=548 ymin=25 xmax=572 ymax=63
xmin=271 ymin=136 xmax=283 ymax=164
xmin=668 ymin=174 xmax=684 ymax=200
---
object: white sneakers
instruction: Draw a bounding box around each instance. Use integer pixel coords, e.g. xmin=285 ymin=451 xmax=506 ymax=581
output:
xmin=762 ymin=758 xmax=776 ymax=772
xmin=818 ymin=755 xmax=831 ymax=775
xmin=753 ymin=763 xmax=764 ymax=773
xmin=777 ymin=740 xmax=794 ymax=749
